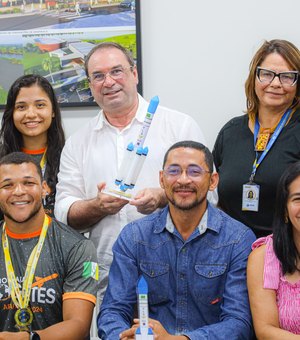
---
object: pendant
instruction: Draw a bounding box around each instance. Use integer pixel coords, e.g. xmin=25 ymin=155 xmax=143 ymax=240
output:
xmin=15 ymin=307 xmax=33 ymax=331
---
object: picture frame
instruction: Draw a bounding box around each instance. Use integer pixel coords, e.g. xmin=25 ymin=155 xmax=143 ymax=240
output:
xmin=0 ymin=0 xmax=142 ymax=107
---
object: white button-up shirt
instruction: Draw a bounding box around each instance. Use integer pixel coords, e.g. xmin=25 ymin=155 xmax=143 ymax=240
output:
xmin=55 ymin=95 xmax=207 ymax=301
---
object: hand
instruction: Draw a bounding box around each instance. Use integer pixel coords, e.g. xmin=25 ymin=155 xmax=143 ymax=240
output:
xmin=0 ymin=331 xmax=29 ymax=340
xmin=119 ymin=319 xmax=187 ymax=340
xmin=119 ymin=321 xmax=138 ymax=340
xmin=148 ymin=319 xmax=188 ymax=340
xmin=97 ymin=182 xmax=128 ymax=215
xmin=130 ymin=188 xmax=167 ymax=214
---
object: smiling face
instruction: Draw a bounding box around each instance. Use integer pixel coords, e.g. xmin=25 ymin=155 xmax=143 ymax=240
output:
xmin=255 ymin=53 xmax=297 ymax=114
xmin=159 ymin=147 xmax=218 ymax=212
xmin=287 ymin=175 xmax=300 ymax=236
xmin=87 ymin=47 xmax=139 ymax=116
xmin=13 ymin=84 xmax=53 ymax=149
xmin=0 ymin=162 xmax=47 ymax=231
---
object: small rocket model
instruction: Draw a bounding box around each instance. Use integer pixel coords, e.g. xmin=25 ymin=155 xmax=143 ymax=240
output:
xmin=135 ymin=275 xmax=154 ymax=340
xmin=103 ymin=96 xmax=159 ymax=200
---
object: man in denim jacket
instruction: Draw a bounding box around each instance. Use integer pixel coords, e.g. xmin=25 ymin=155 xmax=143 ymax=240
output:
xmin=98 ymin=141 xmax=256 ymax=340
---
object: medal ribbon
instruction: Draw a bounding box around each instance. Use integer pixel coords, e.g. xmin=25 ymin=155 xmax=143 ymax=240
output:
xmin=250 ymin=108 xmax=292 ymax=182
xmin=2 ymin=214 xmax=50 ymax=309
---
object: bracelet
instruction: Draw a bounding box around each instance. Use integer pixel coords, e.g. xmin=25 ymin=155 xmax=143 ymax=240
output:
xmin=29 ymin=331 xmax=41 ymax=340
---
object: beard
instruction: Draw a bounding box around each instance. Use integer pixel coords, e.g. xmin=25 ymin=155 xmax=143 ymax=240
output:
xmin=166 ymin=185 xmax=207 ymax=211
xmin=0 ymin=201 xmax=43 ymax=224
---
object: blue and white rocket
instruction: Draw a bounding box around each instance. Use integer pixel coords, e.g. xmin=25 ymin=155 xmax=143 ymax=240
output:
xmin=135 ymin=275 xmax=154 ymax=340
xmin=115 ymin=96 xmax=159 ymax=194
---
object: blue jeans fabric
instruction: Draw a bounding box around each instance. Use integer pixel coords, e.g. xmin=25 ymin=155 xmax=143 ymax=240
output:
xmin=98 ymin=203 xmax=256 ymax=340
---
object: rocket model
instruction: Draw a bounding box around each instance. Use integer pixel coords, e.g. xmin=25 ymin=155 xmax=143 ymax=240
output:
xmin=135 ymin=275 xmax=154 ymax=340
xmin=109 ymin=96 xmax=159 ymax=199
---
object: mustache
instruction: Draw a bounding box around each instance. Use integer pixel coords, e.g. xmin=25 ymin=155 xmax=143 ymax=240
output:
xmin=173 ymin=185 xmax=196 ymax=192
xmin=103 ymin=87 xmax=122 ymax=94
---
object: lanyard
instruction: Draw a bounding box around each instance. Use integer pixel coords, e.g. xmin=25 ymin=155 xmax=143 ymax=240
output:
xmin=250 ymin=109 xmax=292 ymax=182
xmin=40 ymin=149 xmax=47 ymax=178
xmin=2 ymin=214 xmax=50 ymax=309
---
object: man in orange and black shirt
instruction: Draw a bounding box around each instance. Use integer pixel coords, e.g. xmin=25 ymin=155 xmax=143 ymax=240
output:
xmin=0 ymin=152 xmax=99 ymax=340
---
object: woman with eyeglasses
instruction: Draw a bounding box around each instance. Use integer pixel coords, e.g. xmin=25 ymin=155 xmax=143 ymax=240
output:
xmin=213 ymin=39 xmax=300 ymax=238
xmin=247 ymin=161 xmax=300 ymax=337
xmin=0 ymin=74 xmax=65 ymax=217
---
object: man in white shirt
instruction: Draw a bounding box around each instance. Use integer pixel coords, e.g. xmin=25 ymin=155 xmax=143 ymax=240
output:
xmin=55 ymin=42 xmax=207 ymax=302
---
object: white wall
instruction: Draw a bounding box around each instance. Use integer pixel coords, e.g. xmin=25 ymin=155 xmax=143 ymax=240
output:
xmin=138 ymin=0 xmax=300 ymax=149
xmin=11 ymin=0 xmax=300 ymax=149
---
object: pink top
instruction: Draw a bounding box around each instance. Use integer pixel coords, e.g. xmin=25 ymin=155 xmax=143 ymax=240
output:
xmin=252 ymin=235 xmax=300 ymax=334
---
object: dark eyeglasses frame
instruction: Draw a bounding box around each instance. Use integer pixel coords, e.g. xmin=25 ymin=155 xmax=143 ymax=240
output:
xmin=256 ymin=67 xmax=299 ymax=86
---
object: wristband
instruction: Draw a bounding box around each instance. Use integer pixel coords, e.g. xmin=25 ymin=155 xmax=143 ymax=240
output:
xmin=30 ymin=332 xmax=40 ymax=340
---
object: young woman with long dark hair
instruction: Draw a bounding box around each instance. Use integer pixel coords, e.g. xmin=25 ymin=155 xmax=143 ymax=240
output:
xmin=0 ymin=74 xmax=65 ymax=216
xmin=247 ymin=161 xmax=300 ymax=338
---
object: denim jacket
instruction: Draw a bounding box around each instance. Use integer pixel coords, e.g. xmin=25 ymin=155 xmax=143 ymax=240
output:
xmin=98 ymin=203 xmax=256 ymax=339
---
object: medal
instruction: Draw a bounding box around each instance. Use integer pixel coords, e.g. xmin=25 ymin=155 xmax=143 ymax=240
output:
xmin=14 ymin=307 xmax=33 ymax=331
xmin=2 ymin=215 xmax=50 ymax=332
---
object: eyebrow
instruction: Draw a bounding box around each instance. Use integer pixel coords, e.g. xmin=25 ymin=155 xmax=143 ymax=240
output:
xmin=167 ymin=163 xmax=202 ymax=167
xmin=15 ymin=99 xmax=48 ymax=105
xmin=91 ymin=64 xmax=123 ymax=74
xmin=289 ymin=193 xmax=300 ymax=198
xmin=259 ymin=67 xmax=297 ymax=73
xmin=1 ymin=175 xmax=36 ymax=182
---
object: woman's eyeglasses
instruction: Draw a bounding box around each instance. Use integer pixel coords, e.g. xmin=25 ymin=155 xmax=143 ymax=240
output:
xmin=256 ymin=67 xmax=298 ymax=86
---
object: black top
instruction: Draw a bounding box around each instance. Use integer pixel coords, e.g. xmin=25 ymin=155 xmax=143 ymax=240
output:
xmin=213 ymin=109 xmax=300 ymax=238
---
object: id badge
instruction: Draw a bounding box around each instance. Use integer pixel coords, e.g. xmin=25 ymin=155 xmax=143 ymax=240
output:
xmin=242 ymin=183 xmax=260 ymax=212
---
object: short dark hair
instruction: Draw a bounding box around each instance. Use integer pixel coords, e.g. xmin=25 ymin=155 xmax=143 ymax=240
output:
xmin=84 ymin=42 xmax=135 ymax=77
xmin=0 ymin=152 xmax=43 ymax=181
xmin=163 ymin=140 xmax=213 ymax=172
xmin=273 ymin=161 xmax=300 ymax=274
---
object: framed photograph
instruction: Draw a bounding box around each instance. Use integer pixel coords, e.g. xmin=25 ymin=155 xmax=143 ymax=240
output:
xmin=0 ymin=0 xmax=142 ymax=107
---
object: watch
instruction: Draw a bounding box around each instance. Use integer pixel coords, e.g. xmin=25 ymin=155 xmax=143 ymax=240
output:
xmin=30 ymin=332 xmax=40 ymax=340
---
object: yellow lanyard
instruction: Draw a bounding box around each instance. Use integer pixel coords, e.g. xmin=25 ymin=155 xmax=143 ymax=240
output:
xmin=2 ymin=214 xmax=50 ymax=309
xmin=40 ymin=149 xmax=47 ymax=178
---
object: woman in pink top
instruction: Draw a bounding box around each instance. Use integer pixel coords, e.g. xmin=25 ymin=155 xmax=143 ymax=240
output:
xmin=247 ymin=161 xmax=300 ymax=338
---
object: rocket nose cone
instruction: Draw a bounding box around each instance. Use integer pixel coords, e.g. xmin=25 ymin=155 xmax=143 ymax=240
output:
xmin=147 ymin=96 xmax=159 ymax=114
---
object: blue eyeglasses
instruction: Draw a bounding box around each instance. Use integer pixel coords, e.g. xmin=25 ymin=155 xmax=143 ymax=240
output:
xmin=163 ymin=165 xmax=211 ymax=179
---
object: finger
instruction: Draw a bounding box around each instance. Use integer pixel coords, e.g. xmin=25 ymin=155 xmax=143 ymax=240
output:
xmin=131 ymin=195 xmax=152 ymax=207
xmin=97 ymin=182 xmax=106 ymax=192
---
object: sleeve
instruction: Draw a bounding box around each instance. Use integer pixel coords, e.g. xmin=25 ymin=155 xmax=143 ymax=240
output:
xmin=54 ymin=137 xmax=86 ymax=224
xmin=251 ymin=236 xmax=269 ymax=250
xmin=63 ymin=238 xmax=99 ymax=305
xmin=178 ymin=114 xmax=207 ymax=145
xmin=212 ymin=125 xmax=224 ymax=171
xmin=98 ymin=224 xmax=138 ymax=340
xmin=183 ymin=228 xmax=255 ymax=340
xmin=263 ymin=235 xmax=280 ymax=290
xmin=250 ymin=235 xmax=280 ymax=289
